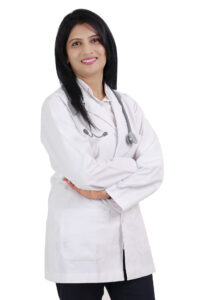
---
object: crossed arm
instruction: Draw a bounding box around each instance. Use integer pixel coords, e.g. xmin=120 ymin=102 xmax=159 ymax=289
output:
xmin=41 ymin=94 xmax=164 ymax=213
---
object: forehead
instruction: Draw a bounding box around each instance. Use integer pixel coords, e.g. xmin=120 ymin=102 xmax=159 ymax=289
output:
xmin=68 ymin=23 xmax=98 ymax=38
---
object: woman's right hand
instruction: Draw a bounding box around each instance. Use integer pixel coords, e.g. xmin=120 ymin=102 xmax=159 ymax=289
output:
xmin=62 ymin=177 xmax=110 ymax=200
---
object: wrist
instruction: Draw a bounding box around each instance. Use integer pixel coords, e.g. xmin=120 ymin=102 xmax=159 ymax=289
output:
xmin=104 ymin=190 xmax=111 ymax=199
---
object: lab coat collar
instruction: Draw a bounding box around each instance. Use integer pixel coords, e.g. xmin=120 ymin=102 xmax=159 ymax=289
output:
xmin=76 ymin=77 xmax=112 ymax=103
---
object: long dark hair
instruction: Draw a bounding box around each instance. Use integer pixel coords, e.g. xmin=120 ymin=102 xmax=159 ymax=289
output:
xmin=55 ymin=8 xmax=118 ymax=129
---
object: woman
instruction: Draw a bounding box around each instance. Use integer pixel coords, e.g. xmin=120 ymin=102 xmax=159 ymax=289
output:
xmin=40 ymin=8 xmax=164 ymax=300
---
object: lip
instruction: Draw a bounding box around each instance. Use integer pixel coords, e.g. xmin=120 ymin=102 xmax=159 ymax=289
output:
xmin=81 ymin=56 xmax=97 ymax=61
xmin=81 ymin=57 xmax=98 ymax=65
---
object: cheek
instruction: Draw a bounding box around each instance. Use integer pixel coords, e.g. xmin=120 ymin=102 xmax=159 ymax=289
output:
xmin=98 ymin=46 xmax=106 ymax=60
xmin=66 ymin=46 xmax=76 ymax=58
xmin=101 ymin=45 xmax=106 ymax=55
xmin=68 ymin=51 xmax=80 ymax=63
xmin=102 ymin=48 xmax=106 ymax=60
xmin=96 ymin=43 xmax=105 ymax=52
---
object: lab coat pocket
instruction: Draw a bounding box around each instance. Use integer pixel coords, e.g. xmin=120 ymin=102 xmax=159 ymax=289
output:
xmin=59 ymin=208 xmax=110 ymax=261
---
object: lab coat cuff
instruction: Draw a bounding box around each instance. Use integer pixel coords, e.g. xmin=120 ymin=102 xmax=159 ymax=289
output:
xmin=105 ymin=159 xmax=138 ymax=213
xmin=106 ymin=184 xmax=124 ymax=213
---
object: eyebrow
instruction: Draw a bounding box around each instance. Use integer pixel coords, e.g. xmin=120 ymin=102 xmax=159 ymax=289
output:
xmin=68 ymin=34 xmax=100 ymax=44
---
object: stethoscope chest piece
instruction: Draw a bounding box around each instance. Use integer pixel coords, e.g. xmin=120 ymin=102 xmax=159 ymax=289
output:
xmin=112 ymin=90 xmax=138 ymax=145
xmin=126 ymin=131 xmax=138 ymax=145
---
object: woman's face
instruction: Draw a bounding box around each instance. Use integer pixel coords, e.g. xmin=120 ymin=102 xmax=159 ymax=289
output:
xmin=66 ymin=23 xmax=106 ymax=79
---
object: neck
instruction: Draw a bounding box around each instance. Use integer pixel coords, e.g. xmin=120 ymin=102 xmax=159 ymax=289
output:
xmin=77 ymin=74 xmax=106 ymax=101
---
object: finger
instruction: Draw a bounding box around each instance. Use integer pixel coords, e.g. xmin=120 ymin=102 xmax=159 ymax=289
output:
xmin=63 ymin=177 xmax=70 ymax=183
xmin=63 ymin=178 xmax=85 ymax=194
xmin=67 ymin=181 xmax=80 ymax=191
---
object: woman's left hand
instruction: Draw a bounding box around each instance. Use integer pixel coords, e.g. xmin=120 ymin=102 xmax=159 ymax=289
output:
xmin=62 ymin=177 xmax=110 ymax=200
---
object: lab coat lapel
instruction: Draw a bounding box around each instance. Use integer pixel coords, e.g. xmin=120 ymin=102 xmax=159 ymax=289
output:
xmin=76 ymin=77 xmax=131 ymax=156
xmin=84 ymin=100 xmax=115 ymax=129
xmin=109 ymin=90 xmax=130 ymax=157
xmin=76 ymin=77 xmax=114 ymax=129
xmin=84 ymin=86 xmax=132 ymax=158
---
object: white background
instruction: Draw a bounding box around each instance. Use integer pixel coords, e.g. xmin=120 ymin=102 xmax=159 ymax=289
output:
xmin=0 ymin=0 xmax=200 ymax=299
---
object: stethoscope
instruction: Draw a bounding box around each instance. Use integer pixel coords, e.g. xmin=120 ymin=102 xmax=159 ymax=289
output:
xmin=67 ymin=89 xmax=138 ymax=145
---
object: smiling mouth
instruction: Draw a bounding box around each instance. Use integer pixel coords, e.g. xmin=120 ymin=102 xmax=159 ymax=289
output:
xmin=81 ymin=57 xmax=98 ymax=65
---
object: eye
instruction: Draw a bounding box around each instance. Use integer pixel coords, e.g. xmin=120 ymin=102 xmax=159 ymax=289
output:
xmin=91 ymin=38 xmax=101 ymax=43
xmin=71 ymin=38 xmax=101 ymax=47
xmin=72 ymin=41 xmax=80 ymax=47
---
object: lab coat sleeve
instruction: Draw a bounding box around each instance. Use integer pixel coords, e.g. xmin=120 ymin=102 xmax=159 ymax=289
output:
xmin=40 ymin=94 xmax=138 ymax=190
xmin=105 ymin=100 xmax=164 ymax=213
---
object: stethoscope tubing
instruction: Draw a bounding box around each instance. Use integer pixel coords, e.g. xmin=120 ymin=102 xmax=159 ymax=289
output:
xmin=66 ymin=88 xmax=138 ymax=145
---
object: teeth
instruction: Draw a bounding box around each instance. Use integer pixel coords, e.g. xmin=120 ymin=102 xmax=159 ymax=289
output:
xmin=82 ymin=58 xmax=97 ymax=63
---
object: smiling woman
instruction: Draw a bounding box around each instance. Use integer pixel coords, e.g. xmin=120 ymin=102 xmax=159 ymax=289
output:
xmin=41 ymin=7 xmax=163 ymax=300
xmin=65 ymin=23 xmax=107 ymax=100
xmin=54 ymin=9 xmax=118 ymax=127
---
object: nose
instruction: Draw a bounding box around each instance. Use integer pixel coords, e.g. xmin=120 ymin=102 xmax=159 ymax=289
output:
xmin=81 ymin=42 xmax=94 ymax=55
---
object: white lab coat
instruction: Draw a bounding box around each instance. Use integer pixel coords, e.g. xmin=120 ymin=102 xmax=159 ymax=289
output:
xmin=40 ymin=77 xmax=164 ymax=283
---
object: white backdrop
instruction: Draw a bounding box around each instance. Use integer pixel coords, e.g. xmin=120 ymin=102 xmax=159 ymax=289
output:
xmin=0 ymin=0 xmax=199 ymax=299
